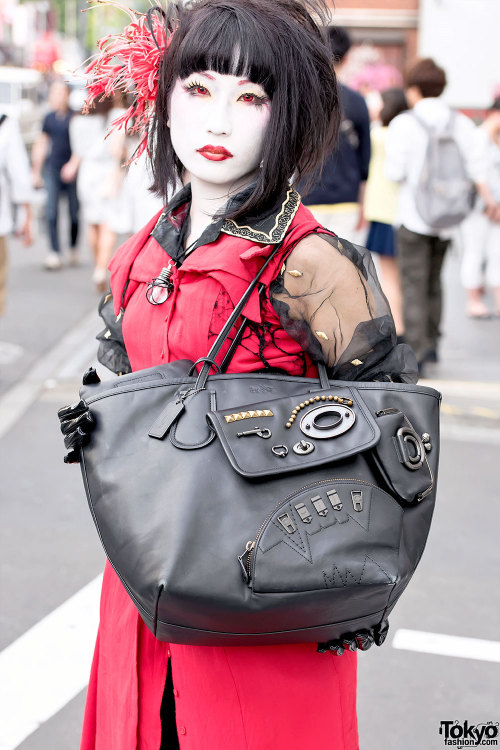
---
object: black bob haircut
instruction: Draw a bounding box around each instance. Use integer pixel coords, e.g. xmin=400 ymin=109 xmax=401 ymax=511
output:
xmin=149 ymin=0 xmax=340 ymax=221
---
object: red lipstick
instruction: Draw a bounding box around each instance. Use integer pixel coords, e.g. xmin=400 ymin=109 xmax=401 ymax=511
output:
xmin=197 ymin=145 xmax=233 ymax=161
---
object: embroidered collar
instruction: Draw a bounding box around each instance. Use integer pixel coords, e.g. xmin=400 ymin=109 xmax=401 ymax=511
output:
xmin=151 ymin=183 xmax=301 ymax=262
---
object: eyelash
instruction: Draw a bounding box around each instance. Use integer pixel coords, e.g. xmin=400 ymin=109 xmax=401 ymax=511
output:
xmin=183 ymin=81 xmax=269 ymax=106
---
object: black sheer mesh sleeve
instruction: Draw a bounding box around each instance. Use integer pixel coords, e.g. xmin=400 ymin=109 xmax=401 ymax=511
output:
xmin=269 ymin=232 xmax=418 ymax=383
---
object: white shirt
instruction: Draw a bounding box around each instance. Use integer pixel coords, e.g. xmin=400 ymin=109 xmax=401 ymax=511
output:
xmin=385 ymin=97 xmax=487 ymax=237
xmin=0 ymin=114 xmax=33 ymax=236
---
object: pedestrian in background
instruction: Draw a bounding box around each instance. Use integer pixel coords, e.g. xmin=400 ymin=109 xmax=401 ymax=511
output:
xmin=364 ymin=87 xmax=408 ymax=338
xmin=0 ymin=114 xmax=33 ymax=316
xmin=301 ymin=26 xmax=371 ymax=244
xmin=460 ymin=96 xmax=500 ymax=318
xmin=385 ymin=58 xmax=496 ymax=373
xmin=31 ymin=81 xmax=79 ymax=271
xmin=61 ymin=96 xmax=126 ymax=292
xmin=107 ymin=135 xmax=166 ymax=239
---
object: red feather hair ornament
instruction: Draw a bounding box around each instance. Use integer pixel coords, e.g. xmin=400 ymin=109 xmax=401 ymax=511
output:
xmin=83 ymin=1 xmax=176 ymax=160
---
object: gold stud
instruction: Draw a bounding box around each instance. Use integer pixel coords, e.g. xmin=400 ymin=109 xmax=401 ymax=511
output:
xmin=286 ymin=422 xmax=292 ymax=428
xmin=328 ymin=395 xmax=333 ymax=401
xmin=295 ymin=405 xmax=300 ymax=411
xmin=300 ymin=402 xmax=305 ymax=408
xmin=315 ymin=396 xmax=321 ymax=401
xmin=321 ymin=395 xmax=326 ymax=400
xmin=288 ymin=269 xmax=303 ymax=278
xmin=351 ymin=359 xmax=363 ymax=366
xmin=292 ymin=409 xmax=297 ymax=415
xmin=348 ymin=400 xmax=353 ymax=406
xmin=315 ymin=330 xmax=329 ymax=341
xmin=334 ymin=396 xmax=339 ymax=402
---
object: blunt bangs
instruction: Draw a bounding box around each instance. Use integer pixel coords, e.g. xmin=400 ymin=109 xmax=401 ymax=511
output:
xmin=175 ymin=8 xmax=276 ymax=96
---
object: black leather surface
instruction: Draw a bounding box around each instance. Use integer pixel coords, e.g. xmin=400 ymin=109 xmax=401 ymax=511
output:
xmin=80 ymin=367 xmax=441 ymax=645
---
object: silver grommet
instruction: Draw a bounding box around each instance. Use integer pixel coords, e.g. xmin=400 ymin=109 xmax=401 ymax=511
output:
xmin=293 ymin=440 xmax=315 ymax=455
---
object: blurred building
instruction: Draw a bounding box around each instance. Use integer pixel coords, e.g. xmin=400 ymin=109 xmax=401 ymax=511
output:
xmin=330 ymin=0 xmax=500 ymax=112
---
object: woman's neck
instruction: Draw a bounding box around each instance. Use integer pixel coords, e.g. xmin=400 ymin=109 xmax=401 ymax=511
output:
xmin=185 ymin=172 xmax=257 ymax=247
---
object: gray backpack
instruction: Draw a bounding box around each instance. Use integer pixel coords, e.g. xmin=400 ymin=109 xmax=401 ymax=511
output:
xmin=413 ymin=111 xmax=474 ymax=229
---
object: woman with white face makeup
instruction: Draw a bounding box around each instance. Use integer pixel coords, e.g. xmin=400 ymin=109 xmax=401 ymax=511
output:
xmin=60 ymin=2 xmax=418 ymax=748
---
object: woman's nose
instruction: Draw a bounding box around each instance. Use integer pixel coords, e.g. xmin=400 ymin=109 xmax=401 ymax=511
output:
xmin=206 ymin=100 xmax=232 ymax=136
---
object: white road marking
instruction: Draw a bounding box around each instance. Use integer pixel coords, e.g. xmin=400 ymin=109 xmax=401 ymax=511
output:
xmin=421 ymin=379 xmax=500 ymax=401
xmin=0 ymin=575 xmax=102 ymax=750
xmin=392 ymin=629 xmax=500 ymax=663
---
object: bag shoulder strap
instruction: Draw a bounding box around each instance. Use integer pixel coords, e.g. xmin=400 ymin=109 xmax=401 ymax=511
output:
xmin=195 ymin=241 xmax=284 ymax=388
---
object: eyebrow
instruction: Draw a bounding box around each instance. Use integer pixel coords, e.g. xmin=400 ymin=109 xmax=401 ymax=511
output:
xmin=198 ymin=72 xmax=215 ymax=80
xmin=237 ymin=79 xmax=252 ymax=86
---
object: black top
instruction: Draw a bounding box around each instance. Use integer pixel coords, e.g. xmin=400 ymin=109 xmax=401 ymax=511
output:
xmin=42 ymin=110 xmax=73 ymax=172
xmin=302 ymin=84 xmax=371 ymax=206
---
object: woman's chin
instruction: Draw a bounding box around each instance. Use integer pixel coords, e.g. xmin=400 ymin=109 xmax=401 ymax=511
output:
xmin=189 ymin=167 xmax=260 ymax=193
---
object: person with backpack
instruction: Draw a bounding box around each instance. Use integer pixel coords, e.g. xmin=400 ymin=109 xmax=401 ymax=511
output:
xmin=385 ymin=58 xmax=496 ymax=373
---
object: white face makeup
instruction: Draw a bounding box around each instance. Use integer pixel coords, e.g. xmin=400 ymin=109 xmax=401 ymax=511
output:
xmin=168 ymin=70 xmax=271 ymax=196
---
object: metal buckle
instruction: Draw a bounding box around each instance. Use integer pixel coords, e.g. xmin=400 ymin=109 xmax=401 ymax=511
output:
xmin=396 ymin=426 xmax=425 ymax=470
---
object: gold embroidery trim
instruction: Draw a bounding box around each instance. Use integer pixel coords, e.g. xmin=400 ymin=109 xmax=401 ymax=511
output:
xmin=224 ymin=409 xmax=274 ymax=423
xmin=221 ymin=187 xmax=300 ymax=243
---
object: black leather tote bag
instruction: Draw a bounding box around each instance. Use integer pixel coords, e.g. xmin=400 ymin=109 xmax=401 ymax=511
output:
xmin=78 ymin=247 xmax=441 ymax=647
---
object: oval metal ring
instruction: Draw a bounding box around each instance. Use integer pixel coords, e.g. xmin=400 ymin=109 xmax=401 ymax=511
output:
xmin=299 ymin=404 xmax=356 ymax=439
xmin=312 ymin=410 xmax=343 ymax=431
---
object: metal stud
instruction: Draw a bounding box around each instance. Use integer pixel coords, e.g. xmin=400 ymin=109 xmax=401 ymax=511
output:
xmin=315 ymin=330 xmax=329 ymax=341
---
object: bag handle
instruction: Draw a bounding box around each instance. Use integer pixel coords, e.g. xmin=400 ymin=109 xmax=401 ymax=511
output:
xmin=218 ymin=284 xmax=266 ymax=373
xmin=194 ymin=243 xmax=284 ymax=389
xmin=195 ymin=244 xmax=331 ymax=390
xmin=148 ymin=243 xmax=330 ymax=439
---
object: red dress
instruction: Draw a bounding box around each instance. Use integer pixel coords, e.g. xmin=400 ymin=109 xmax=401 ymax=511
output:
xmin=80 ymin=189 xmax=359 ymax=750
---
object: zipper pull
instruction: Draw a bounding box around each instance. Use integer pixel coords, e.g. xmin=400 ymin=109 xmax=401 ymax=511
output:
xmin=375 ymin=407 xmax=400 ymax=417
xmin=237 ymin=541 xmax=255 ymax=584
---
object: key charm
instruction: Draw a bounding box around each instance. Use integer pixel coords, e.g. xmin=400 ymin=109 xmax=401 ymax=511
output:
xmin=236 ymin=426 xmax=272 ymax=439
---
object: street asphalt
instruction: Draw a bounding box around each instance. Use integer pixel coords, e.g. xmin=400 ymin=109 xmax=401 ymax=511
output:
xmin=0 ymin=222 xmax=499 ymax=750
